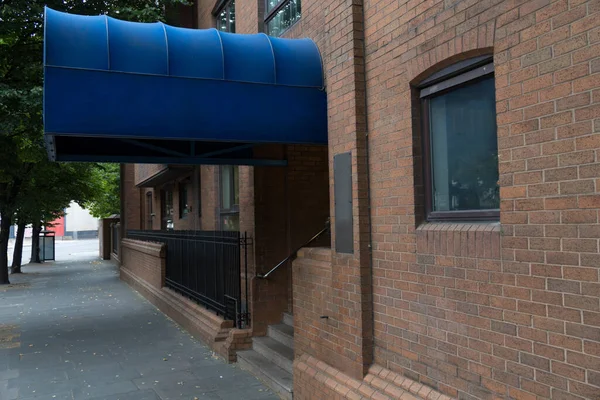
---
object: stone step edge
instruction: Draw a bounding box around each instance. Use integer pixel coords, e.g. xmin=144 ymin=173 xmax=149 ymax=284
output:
xmin=237 ymin=349 xmax=294 ymax=399
xmin=252 ymin=337 xmax=294 ymax=374
xmin=296 ymin=354 xmax=451 ymax=400
xmin=282 ymin=312 xmax=294 ymax=327
xmin=268 ymin=324 xmax=294 ymax=348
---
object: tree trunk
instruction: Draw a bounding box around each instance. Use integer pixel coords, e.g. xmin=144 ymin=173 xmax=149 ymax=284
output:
xmin=10 ymin=222 xmax=26 ymax=273
xmin=30 ymin=221 xmax=42 ymax=264
xmin=0 ymin=212 xmax=12 ymax=284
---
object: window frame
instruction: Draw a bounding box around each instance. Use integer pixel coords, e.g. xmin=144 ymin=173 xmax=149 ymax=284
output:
xmin=146 ymin=191 xmax=153 ymax=229
xmin=160 ymin=187 xmax=174 ymax=230
xmin=213 ymin=0 xmax=235 ymax=33
xmin=264 ymin=0 xmax=301 ymax=37
xmin=178 ymin=179 xmax=190 ymax=219
xmin=219 ymin=165 xmax=240 ymax=231
xmin=419 ymin=57 xmax=499 ymax=222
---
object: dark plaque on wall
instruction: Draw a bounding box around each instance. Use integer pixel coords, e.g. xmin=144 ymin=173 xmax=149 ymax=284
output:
xmin=334 ymin=152 xmax=353 ymax=254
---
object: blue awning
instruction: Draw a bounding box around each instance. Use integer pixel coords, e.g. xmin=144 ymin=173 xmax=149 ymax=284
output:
xmin=43 ymin=7 xmax=327 ymax=165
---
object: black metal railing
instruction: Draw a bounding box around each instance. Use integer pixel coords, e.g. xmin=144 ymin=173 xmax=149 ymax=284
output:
xmin=111 ymin=223 xmax=120 ymax=256
xmin=127 ymin=229 xmax=250 ymax=328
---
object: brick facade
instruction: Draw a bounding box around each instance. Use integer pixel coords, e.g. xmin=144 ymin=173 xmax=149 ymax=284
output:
xmin=364 ymin=1 xmax=600 ymax=399
xmin=118 ymin=0 xmax=600 ymax=399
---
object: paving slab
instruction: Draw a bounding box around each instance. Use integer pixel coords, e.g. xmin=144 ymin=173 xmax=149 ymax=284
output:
xmin=0 ymin=240 xmax=278 ymax=400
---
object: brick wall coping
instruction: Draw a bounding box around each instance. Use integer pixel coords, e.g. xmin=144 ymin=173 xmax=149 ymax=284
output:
xmin=122 ymin=238 xmax=165 ymax=258
xmin=297 ymin=247 xmax=332 ymax=262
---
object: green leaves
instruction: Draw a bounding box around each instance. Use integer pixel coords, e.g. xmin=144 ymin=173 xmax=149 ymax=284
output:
xmin=0 ymin=0 xmax=190 ymax=219
xmin=84 ymin=163 xmax=121 ymax=218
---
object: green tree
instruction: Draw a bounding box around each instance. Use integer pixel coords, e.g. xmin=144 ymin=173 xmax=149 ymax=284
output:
xmin=11 ymin=161 xmax=100 ymax=271
xmin=84 ymin=163 xmax=121 ymax=219
xmin=0 ymin=0 xmax=189 ymax=284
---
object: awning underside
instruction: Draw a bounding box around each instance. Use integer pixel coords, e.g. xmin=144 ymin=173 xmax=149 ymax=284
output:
xmin=43 ymin=8 xmax=327 ymax=165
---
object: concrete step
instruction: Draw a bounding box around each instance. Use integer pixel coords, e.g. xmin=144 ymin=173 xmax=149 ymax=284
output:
xmin=253 ymin=336 xmax=294 ymax=374
xmin=268 ymin=323 xmax=294 ymax=349
xmin=282 ymin=312 xmax=294 ymax=327
xmin=237 ymin=349 xmax=293 ymax=400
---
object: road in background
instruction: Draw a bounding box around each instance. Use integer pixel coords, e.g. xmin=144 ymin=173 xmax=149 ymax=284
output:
xmin=7 ymin=239 xmax=99 ymax=266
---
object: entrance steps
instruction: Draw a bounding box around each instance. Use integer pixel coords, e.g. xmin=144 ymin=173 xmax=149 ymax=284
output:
xmin=237 ymin=313 xmax=294 ymax=400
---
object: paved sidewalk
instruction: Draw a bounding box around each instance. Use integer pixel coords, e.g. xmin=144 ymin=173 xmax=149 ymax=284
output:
xmin=0 ymin=254 xmax=278 ymax=400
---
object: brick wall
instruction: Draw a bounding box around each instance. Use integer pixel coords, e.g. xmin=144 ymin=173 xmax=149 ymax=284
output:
xmin=123 ymin=164 xmax=142 ymax=233
xmin=119 ymin=1 xmax=600 ymax=398
xmin=196 ymin=0 xmax=216 ymax=29
xmin=236 ymin=0 xmax=263 ymax=34
xmin=362 ymin=0 xmax=600 ymax=399
xmin=282 ymin=0 xmax=375 ymax=381
xmin=134 ymin=164 xmax=168 ymax=186
xmin=293 ymin=248 xmax=335 ymax=365
xmin=277 ymin=0 xmax=600 ymax=398
xmin=200 ymin=166 xmax=218 ymax=230
xmin=120 ymin=239 xmax=166 ymax=289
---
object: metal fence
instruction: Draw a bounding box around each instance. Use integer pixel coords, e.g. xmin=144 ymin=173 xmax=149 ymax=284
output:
xmin=126 ymin=230 xmax=250 ymax=328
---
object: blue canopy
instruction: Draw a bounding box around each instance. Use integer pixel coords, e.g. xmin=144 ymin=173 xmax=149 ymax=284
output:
xmin=43 ymin=7 xmax=327 ymax=165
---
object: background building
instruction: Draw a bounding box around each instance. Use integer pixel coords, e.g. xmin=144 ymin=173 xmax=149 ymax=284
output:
xmin=8 ymin=201 xmax=98 ymax=240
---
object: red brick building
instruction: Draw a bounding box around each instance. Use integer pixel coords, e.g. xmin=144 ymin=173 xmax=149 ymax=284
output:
xmin=48 ymin=0 xmax=600 ymax=399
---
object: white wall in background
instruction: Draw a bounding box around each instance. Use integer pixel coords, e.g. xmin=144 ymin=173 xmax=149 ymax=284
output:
xmin=65 ymin=202 xmax=98 ymax=233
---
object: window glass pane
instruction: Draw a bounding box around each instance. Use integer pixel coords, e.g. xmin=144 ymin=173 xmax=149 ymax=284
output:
xmin=221 ymin=166 xmax=232 ymax=210
xmin=233 ymin=166 xmax=239 ymax=206
xmin=216 ymin=0 xmax=235 ymax=32
xmin=229 ymin=0 xmax=236 ymax=33
xmin=179 ymin=183 xmax=188 ymax=218
xmin=429 ymin=76 xmax=498 ymax=212
xmin=162 ymin=189 xmax=174 ymax=230
xmin=221 ymin=214 xmax=240 ymax=232
xmin=165 ymin=190 xmax=173 ymax=216
xmin=266 ymin=0 xmax=301 ymax=37
xmin=267 ymin=0 xmax=280 ymax=13
xmin=217 ymin=9 xmax=228 ymax=31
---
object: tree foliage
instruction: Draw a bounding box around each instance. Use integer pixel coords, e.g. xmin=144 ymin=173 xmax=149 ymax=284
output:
xmin=0 ymin=0 xmax=190 ymax=283
xmin=84 ymin=163 xmax=121 ymax=218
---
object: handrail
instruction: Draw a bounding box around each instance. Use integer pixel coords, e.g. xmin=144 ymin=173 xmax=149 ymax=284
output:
xmin=257 ymin=219 xmax=330 ymax=279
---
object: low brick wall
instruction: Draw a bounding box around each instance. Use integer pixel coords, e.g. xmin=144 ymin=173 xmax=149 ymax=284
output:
xmin=294 ymin=355 xmax=451 ymax=400
xmin=293 ymin=249 xmax=448 ymax=400
xmin=120 ymin=239 xmax=165 ymax=289
xmin=120 ymin=238 xmax=248 ymax=361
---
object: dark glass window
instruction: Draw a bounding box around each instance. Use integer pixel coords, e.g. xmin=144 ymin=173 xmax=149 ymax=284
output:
xmin=265 ymin=0 xmax=300 ymax=37
xmin=146 ymin=192 xmax=153 ymax=229
xmin=220 ymin=165 xmax=239 ymax=231
xmin=421 ymin=59 xmax=499 ymax=221
xmin=179 ymin=182 xmax=189 ymax=218
xmin=216 ymin=0 xmax=235 ymax=33
xmin=161 ymin=188 xmax=174 ymax=230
